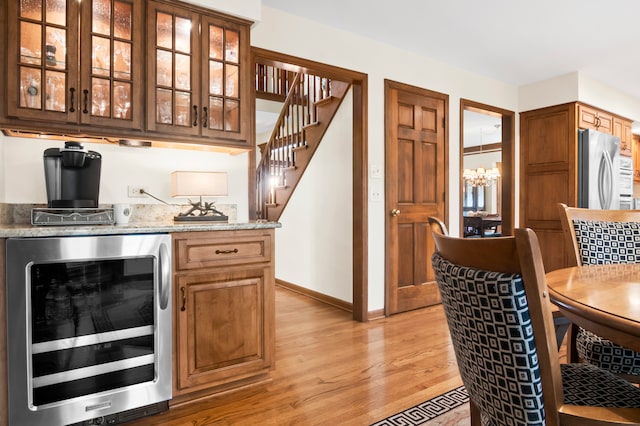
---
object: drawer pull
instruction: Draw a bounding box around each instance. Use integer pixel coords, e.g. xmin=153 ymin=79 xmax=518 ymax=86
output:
xmin=215 ymin=249 xmax=238 ymax=254
xmin=180 ymin=287 xmax=186 ymax=312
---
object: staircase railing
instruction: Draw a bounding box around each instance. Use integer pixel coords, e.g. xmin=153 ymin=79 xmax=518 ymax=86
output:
xmin=255 ymin=63 xmax=295 ymax=101
xmin=256 ymin=70 xmax=333 ymax=219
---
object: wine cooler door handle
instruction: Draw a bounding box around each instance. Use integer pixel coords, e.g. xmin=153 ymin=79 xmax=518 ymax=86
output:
xmin=158 ymin=242 xmax=171 ymax=310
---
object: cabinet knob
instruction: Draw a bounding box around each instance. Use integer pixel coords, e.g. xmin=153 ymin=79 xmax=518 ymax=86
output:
xmin=390 ymin=209 xmax=401 ymax=217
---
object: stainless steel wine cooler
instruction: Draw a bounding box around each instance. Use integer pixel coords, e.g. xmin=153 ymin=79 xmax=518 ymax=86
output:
xmin=6 ymin=233 xmax=172 ymax=426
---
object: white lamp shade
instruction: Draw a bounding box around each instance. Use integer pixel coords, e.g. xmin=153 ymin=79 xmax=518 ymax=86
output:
xmin=171 ymin=171 xmax=228 ymax=198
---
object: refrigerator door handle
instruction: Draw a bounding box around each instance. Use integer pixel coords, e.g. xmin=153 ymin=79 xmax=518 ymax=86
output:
xmin=598 ymin=150 xmax=614 ymax=209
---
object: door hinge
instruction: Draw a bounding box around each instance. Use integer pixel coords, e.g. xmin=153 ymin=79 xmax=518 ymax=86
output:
xmin=442 ymin=117 xmax=446 ymax=128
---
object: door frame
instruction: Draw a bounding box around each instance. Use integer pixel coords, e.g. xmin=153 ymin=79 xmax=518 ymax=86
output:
xmin=250 ymin=47 xmax=369 ymax=321
xmin=384 ymin=79 xmax=449 ymax=315
xmin=460 ymin=99 xmax=515 ymax=236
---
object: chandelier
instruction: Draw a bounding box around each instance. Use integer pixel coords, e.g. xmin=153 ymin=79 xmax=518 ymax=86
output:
xmin=463 ymin=167 xmax=500 ymax=187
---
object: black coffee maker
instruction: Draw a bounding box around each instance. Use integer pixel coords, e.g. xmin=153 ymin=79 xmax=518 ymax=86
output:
xmin=43 ymin=142 xmax=102 ymax=208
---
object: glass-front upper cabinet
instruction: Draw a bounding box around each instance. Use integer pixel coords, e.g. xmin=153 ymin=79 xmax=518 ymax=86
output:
xmin=147 ymin=1 xmax=250 ymax=146
xmin=7 ymin=0 xmax=142 ymax=129
xmin=7 ymin=0 xmax=79 ymax=122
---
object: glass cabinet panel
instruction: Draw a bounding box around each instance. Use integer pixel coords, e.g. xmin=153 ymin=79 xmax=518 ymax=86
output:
xmin=18 ymin=0 xmax=68 ymax=113
xmin=87 ymin=0 xmax=135 ymax=122
xmin=150 ymin=6 xmax=195 ymax=130
xmin=206 ymin=25 xmax=241 ymax=132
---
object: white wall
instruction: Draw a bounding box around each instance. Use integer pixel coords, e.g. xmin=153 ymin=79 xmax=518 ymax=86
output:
xmin=252 ymin=6 xmax=520 ymax=311
xmin=182 ymin=0 xmax=262 ymax=22
xmin=0 ymin=134 xmax=250 ymax=221
xmin=275 ymin=90 xmax=353 ymax=302
xmin=519 ymin=71 xmax=640 ymax=122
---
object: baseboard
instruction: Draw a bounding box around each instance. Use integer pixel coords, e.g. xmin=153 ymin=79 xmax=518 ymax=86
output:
xmin=276 ymin=279 xmax=352 ymax=313
xmin=367 ymin=309 xmax=385 ymax=321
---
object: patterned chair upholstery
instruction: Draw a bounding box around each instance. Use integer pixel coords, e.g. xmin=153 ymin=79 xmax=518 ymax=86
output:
xmin=571 ymin=219 xmax=640 ymax=377
xmin=431 ymin=242 xmax=640 ymax=425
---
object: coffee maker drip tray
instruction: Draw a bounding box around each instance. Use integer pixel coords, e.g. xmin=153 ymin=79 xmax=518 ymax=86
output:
xmin=31 ymin=208 xmax=115 ymax=226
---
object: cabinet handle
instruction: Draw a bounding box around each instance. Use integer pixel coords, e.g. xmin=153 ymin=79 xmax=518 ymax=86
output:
xmin=83 ymin=89 xmax=89 ymax=114
xmin=192 ymin=105 xmax=198 ymax=127
xmin=595 ymin=116 xmax=601 ymax=128
xmin=69 ymin=88 xmax=76 ymax=112
xmin=215 ymin=248 xmax=238 ymax=254
xmin=202 ymin=106 xmax=208 ymax=128
xmin=180 ymin=286 xmax=186 ymax=312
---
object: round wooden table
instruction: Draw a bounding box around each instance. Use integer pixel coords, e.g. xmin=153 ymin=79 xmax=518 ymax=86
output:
xmin=546 ymin=264 xmax=640 ymax=353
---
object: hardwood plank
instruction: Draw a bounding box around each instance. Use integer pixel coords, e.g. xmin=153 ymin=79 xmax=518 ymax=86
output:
xmin=131 ymin=286 xmax=463 ymax=425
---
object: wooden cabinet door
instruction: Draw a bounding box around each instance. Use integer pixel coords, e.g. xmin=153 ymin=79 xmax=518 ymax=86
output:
xmin=146 ymin=2 xmax=251 ymax=146
xmin=577 ymin=104 xmax=613 ymax=133
xmin=146 ymin=1 xmax=201 ymax=136
xmin=174 ymin=266 xmax=274 ymax=394
xmin=520 ymin=104 xmax=576 ymax=271
xmin=613 ymin=117 xmax=633 ymax=157
xmin=7 ymin=0 xmax=143 ymax=130
xmin=7 ymin=0 xmax=80 ymax=123
xmin=78 ymin=0 xmax=144 ymax=129
xmin=199 ymin=14 xmax=250 ymax=144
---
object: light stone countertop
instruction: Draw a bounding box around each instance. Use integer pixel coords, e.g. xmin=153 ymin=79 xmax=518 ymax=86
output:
xmin=0 ymin=203 xmax=280 ymax=238
xmin=0 ymin=220 xmax=281 ymax=238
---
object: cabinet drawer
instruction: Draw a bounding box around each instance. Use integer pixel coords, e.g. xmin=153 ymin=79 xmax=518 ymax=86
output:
xmin=175 ymin=231 xmax=272 ymax=270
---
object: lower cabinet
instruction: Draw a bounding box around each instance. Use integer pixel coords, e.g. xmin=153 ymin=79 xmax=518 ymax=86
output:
xmin=171 ymin=229 xmax=275 ymax=404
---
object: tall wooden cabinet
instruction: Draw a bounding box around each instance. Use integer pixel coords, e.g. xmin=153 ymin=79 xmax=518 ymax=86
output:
xmin=171 ymin=229 xmax=275 ymax=404
xmin=2 ymin=0 xmax=252 ymax=149
xmin=520 ymin=102 xmax=634 ymax=271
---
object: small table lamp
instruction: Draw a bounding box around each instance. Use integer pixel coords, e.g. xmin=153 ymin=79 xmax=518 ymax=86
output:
xmin=171 ymin=171 xmax=229 ymax=222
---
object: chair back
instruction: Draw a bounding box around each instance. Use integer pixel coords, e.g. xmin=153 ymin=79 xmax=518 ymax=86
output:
xmin=558 ymin=203 xmax=640 ymax=266
xmin=431 ymin=225 xmax=564 ymax=425
xmin=428 ymin=216 xmax=448 ymax=236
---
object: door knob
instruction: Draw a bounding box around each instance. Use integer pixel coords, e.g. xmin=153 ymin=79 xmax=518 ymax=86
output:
xmin=391 ymin=209 xmax=401 ymax=217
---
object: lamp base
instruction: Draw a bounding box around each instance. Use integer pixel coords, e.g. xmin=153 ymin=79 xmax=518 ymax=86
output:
xmin=174 ymin=200 xmax=228 ymax=222
xmin=174 ymin=214 xmax=228 ymax=222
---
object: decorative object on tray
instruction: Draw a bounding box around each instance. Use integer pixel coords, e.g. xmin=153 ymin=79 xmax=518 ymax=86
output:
xmin=171 ymin=171 xmax=229 ymax=222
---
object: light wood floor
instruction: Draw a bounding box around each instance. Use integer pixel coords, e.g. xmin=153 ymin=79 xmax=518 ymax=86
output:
xmin=131 ymin=286 xmax=465 ymax=425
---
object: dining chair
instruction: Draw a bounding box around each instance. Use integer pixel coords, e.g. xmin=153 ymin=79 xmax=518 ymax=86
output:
xmin=427 ymin=216 xmax=570 ymax=349
xmin=558 ymin=203 xmax=640 ymax=381
xmin=430 ymin=222 xmax=640 ymax=425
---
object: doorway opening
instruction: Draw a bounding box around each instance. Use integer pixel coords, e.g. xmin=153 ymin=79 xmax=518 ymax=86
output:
xmin=251 ymin=47 xmax=369 ymax=321
xmin=460 ymin=99 xmax=515 ymax=238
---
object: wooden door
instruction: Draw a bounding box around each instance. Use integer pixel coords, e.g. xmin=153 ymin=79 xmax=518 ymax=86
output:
xmin=384 ymin=80 xmax=447 ymax=315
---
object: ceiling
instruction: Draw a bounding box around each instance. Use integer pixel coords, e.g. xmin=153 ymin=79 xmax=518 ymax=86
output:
xmin=261 ymin=0 xmax=640 ymax=103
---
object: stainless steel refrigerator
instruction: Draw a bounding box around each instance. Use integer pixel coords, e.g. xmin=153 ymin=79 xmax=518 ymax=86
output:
xmin=578 ymin=129 xmax=620 ymax=209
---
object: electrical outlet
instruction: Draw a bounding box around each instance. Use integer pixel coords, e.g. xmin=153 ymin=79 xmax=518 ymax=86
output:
xmin=370 ymin=182 xmax=383 ymax=202
xmin=128 ymin=185 xmax=148 ymax=198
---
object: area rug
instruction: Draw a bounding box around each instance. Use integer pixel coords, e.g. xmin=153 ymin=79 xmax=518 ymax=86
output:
xmin=371 ymin=386 xmax=469 ymax=425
